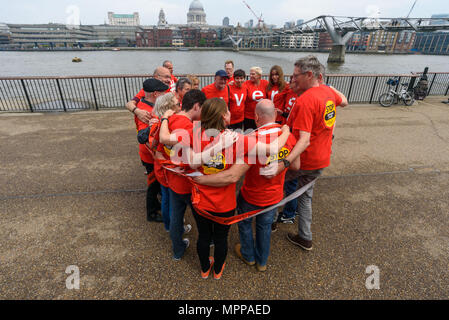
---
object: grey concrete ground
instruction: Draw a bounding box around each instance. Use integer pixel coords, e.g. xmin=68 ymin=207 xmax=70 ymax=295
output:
xmin=0 ymin=97 xmax=448 ymax=299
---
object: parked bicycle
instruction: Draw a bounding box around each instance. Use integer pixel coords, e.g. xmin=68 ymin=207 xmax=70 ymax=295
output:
xmin=379 ymin=78 xmax=415 ymax=107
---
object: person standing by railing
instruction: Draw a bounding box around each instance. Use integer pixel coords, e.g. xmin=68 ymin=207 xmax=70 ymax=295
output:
xmin=201 ymin=70 xmax=230 ymax=105
xmin=244 ymin=67 xmax=268 ymax=131
xmin=163 ymin=60 xmax=178 ymax=92
xmin=266 ymin=65 xmax=289 ymax=124
xmin=227 ymin=69 xmax=247 ymax=131
xmin=225 ymin=60 xmax=235 ymax=84
xmin=126 ymin=66 xmax=172 ymax=123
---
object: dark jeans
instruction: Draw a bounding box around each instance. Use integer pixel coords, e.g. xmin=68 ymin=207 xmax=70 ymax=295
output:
xmin=141 ymin=161 xmax=161 ymax=216
xmin=192 ymin=208 xmax=234 ymax=273
xmin=282 ymin=178 xmax=298 ymax=219
xmin=168 ymin=189 xmax=192 ymax=259
xmin=244 ymin=118 xmax=257 ymax=131
xmin=160 ymin=185 xmax=171 ymax=231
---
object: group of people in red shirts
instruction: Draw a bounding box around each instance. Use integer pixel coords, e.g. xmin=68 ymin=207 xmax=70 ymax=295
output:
xmin=126 ymin=56 xmax=348 ymax=280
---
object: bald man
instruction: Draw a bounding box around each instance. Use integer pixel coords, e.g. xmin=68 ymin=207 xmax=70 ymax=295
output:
xmin=234 ymin=99 xmax=299 ymax=271
xmin=126 ymin=67 xmax=172 ymax=123
xmin=193 ymin=99 xmax=299 ymax=272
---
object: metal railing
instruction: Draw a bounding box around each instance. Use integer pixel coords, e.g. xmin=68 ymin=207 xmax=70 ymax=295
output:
xmin=1 ymin=72 xmax=448 ymax=112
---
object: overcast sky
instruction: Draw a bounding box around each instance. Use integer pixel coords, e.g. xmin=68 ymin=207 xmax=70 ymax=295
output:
xmin=1 ymin=0 xmax=447 ymax=26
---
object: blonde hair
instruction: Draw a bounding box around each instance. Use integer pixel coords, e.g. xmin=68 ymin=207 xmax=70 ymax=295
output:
xmin=153 ymin=92 xmax=177 ymax=118
xmin=250 ymin=66 xmax=262 ymax=76
xmin=187 ymin=74 xmax=200 ymax=88
xmin=200 ymin=98 xmax=228 ymax=132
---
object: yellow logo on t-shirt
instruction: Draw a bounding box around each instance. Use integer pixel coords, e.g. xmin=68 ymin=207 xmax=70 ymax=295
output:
xmin=203 ymin=152 xmax=226 ymax=175
xmin=324 ymin=100 xmax=336 ymax=128
xmin=266 ymin=147 xmax=290 ymax=165
xmin=164 ymin=145 xmax=175 ymax=157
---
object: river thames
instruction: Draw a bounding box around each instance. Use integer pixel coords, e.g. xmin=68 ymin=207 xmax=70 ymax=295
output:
xmin=0 ymin=50 xmax=448 ymax=77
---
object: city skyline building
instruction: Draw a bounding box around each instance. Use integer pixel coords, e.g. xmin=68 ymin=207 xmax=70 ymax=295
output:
xmin=187 ymin=0 xmax=207 ymax=25
xmin=158 ymin=9 xmax=168 ymax=27
xmin=107 ymin=12 xmax=140 ymax=26
xmin=430 ymin=14 xmax=449 ymax=25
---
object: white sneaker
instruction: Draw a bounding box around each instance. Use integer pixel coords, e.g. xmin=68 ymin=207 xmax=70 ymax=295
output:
xmin=183 ymin=224 xmax=192 ymax=234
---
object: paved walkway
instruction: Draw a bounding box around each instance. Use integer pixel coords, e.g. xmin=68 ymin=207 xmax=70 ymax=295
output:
xmin=1 ymin=97 xmax=448 ymax=299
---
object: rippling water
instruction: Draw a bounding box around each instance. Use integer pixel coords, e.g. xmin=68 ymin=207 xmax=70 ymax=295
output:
xmin=0 ymin=50 xmax=448 ymax=77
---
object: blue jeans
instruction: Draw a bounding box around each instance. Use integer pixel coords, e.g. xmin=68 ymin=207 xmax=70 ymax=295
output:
xmin=237 ymin=194 xmax=277 ymax=267
xmin=160 ymin=185 xmax=171 ymax=231
xmin=282 ymin=178 xmax=298 ymax=219
xmin=169 ymin=189 xmax=191 ymax=259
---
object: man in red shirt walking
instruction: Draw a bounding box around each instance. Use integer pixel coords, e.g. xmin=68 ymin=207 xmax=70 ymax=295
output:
xmin=263 ymin=55 xmax=348 ymax=251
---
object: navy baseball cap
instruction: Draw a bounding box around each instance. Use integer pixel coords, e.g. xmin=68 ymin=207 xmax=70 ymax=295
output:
xmin=215 ymin=70 xmax=229 ymax=78
xmin=143 ymin=78 xmax=169 ymax=93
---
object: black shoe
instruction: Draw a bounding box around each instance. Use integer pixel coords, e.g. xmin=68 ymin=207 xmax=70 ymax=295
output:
xmin=286 ymin=233 xmax=312 ymax=251
xmin=147 ymin=212 xmax=164 ymax=223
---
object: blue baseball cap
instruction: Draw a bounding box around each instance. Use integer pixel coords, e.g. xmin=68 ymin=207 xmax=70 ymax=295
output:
xmin=215 ymin=70 xmax=229 ymax=78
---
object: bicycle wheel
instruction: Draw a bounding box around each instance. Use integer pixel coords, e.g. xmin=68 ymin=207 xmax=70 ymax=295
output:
xmin=403 ymin=93 xmax=415 ymax=106
xmin=379 ymin=93 xmax=395 ymax=107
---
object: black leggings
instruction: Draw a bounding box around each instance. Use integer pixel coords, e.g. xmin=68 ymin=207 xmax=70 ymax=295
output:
xmin=192 ymin=208 xmax=234 ymax=273
xmin=141 ymin=161 xmax=161 ymax=215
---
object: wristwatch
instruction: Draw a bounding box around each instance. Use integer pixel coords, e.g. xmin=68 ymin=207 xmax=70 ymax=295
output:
xmin=161 ymin=118 xmax=169 ymax=123
xmin=131 ymin=106 xmax=138 ymax=114
xmin=282 ymin=158 xmax=291 ymax=168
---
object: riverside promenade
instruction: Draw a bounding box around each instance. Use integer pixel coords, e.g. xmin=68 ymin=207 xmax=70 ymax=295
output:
xmin=1 ymin=97 xmax=448 ymax=300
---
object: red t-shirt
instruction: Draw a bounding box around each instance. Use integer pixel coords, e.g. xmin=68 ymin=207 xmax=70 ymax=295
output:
xmin=156 ymin=114 xmax=193 ymax=194
xmin=170 ymin=74 xmax=178 ymax=92
xmin=241 ymin=123 xmax=297 ymax=207
xmin=267 ymin=83 xmax=289 ymax=123
xmin=291 ymin=85 xmax=342 ymax=170
xmin=228 ymin=83 xmax=247 ymax=125
xmin=135 ymin=99 xmax=155 ymax=164
xmin=244 ymin=79 xmax=268 ymax=120
xmin=150 ymin=120 xmax=168 ymax=188
xmin=201 ymin=83 xmax=230 ymax=106
xmin=226 ymin=76 xmax=234 ymax=85
xmin=284 ymin=87 xmax=299 ymax=124
xmin=194 ymin=132 xmax=255 ymax=213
